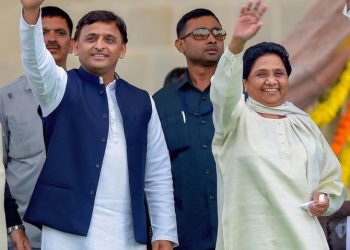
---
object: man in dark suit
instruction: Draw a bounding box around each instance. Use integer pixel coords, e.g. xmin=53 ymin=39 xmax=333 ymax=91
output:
xmin=153 ymin=8 xmax=225 ymax=250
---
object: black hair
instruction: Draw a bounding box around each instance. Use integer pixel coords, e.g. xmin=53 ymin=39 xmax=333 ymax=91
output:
xmin=42 ymin=6 xmax=73 ymax=37
xmin=163 ymin=67 xmax=187 ymax=86
xmin=74 ymin=10 xmax=128 ymax=43
xmin=176 ymin=8 xmax=221 ymax=38
xmin=243 ymin=42 xmax=292 ymax=79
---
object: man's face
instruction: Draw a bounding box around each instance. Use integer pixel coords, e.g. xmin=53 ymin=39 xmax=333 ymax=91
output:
xmin=74 ymin=21 xmax=126 ymax=79
xmin=42 ymin=16 xmax=73 ymax=68
xmin=176 ymin=16 xmax=225 ymax=67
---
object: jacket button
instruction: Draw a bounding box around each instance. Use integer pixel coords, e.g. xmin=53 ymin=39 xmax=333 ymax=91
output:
xmin=209 ymin=194 xmax=215 ymax=200
xmin=202 ymin=144 xmax=208 ymax=149
xmin=101 ymin=137 xmax=107 ymax=142
xmin=95 ymin=163 xmax=101 ymax=168
xmin=205 ymin=170 xmax=211 ymax=175
xmin=99 ymin=90 xmax=105 ymax=95
xmin=90 ymin=190 xmax=95 ymax=195
xmin=200 ymin=119 xmax=206 ymax=124
xmin=102 ymin=114 xmax=108 ymax=119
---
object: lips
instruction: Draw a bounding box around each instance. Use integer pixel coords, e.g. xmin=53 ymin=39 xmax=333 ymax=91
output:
xmin=46 ymin=47 xmax=59 ymax=53
xmin=205 ymin=47 xmax=218 ymax=52
xmin=91 ymin=53 xmax=108 ymax=60
xmin=262 ymin=88 xmax=279 ymax=93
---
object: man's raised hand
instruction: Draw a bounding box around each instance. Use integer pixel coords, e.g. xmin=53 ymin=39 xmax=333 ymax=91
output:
xmin=20 ymin=0 xmax=44 ymax=24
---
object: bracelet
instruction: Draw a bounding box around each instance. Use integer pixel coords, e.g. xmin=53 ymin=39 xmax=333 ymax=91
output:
xmin=7 ymin=224 xmax=25 ymax=235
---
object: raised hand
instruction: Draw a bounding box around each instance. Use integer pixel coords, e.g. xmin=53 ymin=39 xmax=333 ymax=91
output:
xmin=20 ymin=0 xmax=44 ymax=10
xmin=20 ymin=0 xmax=44 ymax=24
xmin=228 ymin=0 xmax=268 ymax=54
xmin=234 ymin=0 xmax=267 ymax=41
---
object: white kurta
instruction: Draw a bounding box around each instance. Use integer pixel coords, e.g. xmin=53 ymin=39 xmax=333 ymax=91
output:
xmin=41 ymin=81 xmax=145 ymax=249
xmin=20 ymin=12 xmax=178 ymax=249
xmin=210 ymin=48 xmax=345 ymax=250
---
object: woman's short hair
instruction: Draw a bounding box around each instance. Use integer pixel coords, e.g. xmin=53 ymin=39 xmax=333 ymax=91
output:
xmin=243 ymin=42 xmax=292 ymax=79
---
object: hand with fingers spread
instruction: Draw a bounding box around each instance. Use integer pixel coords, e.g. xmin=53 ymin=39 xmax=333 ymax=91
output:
xmin=228 ymin=0 xmax=268 ymax=54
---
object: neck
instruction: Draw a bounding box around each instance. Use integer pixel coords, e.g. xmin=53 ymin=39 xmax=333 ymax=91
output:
xmin=56 ymin=61 xmax=67 ymax=70
xmin=257 ymin=112 xmax=285 ymax=119
xmin=187 ymin=64 xmax=216 ymax=91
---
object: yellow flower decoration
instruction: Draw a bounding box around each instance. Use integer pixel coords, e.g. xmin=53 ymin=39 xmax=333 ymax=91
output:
xmin=310 ymin=60 xmax=350 ymax=127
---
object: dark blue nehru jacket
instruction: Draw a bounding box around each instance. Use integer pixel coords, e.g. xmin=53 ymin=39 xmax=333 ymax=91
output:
xmin=24 ymin=67 xmax=152 ymax=244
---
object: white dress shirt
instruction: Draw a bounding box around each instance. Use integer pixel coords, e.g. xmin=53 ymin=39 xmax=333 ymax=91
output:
xmin=20 ymin=12 xmax=178 ymax=249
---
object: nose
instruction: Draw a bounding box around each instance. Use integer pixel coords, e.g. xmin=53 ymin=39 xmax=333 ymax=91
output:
xmin=45 ymin=31 xmax=56 ymax=42
xmin=266 ymin=76 xmax=277 ymax=85
xmin=94 ymin=37 xmax=105 ymax=50
xmin=207 ymin=32 xmax=217 ymax=43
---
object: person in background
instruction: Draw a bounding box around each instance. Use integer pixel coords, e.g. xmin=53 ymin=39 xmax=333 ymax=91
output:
xmin=1 ymin=6 xmax=73 ymax=250
xmin=163 ymin=67 xmax=187 ymax=87
xmin=0 ymin=125 xmax=8 ymax=249
xmin=153 ymin=7 xmax=225 ymax=250
xmin=211 ymin=0 xmax=345 ymax=249
xmin=19 ymin=0 xmax=177 ymax=249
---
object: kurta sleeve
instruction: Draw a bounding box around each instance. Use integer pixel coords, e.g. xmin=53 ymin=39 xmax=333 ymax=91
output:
xmin=318 ymin=135 xmax=346 ymax=216
xmin=210 ymin=48 xmax=244 ymax=146
xmin=144 ymin=96 xmax=178 ymax=246
xmin=20 ymin=11 xmax=67 ymax=116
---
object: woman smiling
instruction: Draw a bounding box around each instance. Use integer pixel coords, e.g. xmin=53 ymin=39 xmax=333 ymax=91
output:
xmin=211 ymin=1 xmax=346 ymax=249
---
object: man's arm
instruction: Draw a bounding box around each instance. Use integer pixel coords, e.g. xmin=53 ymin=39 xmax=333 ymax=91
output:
xmin=0 ymin=91 xmax=32 ymax=250
xmin=144 ymin=97 xmax=178 ymax=250
xmin=19 ymin=0 xmax=67 ymax=116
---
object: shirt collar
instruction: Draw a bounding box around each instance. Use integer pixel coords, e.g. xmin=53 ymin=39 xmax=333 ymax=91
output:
xmin=177 ymin=70 xmax=192 ymax=90
xmin=177 ymin=70 xmax=211 ymax=93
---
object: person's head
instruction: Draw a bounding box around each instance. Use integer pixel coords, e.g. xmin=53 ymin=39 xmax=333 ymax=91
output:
xmin=243 ymin=42 xmax=292 ymax=107
xmin=73 ymin=10 xmax=128 ymax=82
xmin=41 ymin=6 xmax=74 ymax=69
xmin=175 ymin=9 xmax=225 ymax=68
xmin=163 ymin=67 xmax=187 ymax=86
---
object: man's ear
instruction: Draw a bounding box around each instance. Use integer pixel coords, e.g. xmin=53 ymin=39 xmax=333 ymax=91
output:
xmin=73 ymin=40 xmax=79 ymax=56
xmin=68 ymin=38 xmax=74 ymax=54
xmin=118 ymin=43 xmax=127 ymax=59
xmin=175 ymin=39 xmax=185 ymax=53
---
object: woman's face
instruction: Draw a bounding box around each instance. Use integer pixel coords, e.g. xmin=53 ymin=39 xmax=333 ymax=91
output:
xmin=244 ymin=53 xmax=289 ymax=107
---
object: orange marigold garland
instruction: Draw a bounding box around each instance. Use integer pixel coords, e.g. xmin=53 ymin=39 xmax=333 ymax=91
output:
xmin=331 ymin=100 xmax=350 ymax=156
xmin=339 ymin=140 xmax=350 ymax=187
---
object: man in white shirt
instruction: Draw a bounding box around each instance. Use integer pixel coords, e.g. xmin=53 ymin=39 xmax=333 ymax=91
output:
xmin=19 ymin=0 xmax=178 ymax=249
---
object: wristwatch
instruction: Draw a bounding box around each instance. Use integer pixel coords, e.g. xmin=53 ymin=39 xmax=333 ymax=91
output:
xmin=7 ymin=224 xmax=25 ymax=235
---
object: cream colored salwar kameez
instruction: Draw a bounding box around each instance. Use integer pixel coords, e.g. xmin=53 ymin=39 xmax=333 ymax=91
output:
xmin=210 ymin=49 xmax=346 ymax=250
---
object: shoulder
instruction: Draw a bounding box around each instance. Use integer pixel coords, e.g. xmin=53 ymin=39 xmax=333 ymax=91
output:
xmin=0 ymin=76 xmax=28 ymax=100
xmin=153 ymin=82 xmax=179 ymax=103
xmin=118 ymin=77 xmax=149 ymax=96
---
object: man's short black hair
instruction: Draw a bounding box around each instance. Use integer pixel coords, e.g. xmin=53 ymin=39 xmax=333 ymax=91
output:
xmin=163 ymin=67 xmax=187 ymax=86
xmin=42 ymin=6 xmax=73 ymax=37
xmin=176 ymin=8 xmax=221 ymax=38
xmin=243 ymin=42 xmax=292 ymax=79
xmin=74 ymin=10 xmax=128 ymax=44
